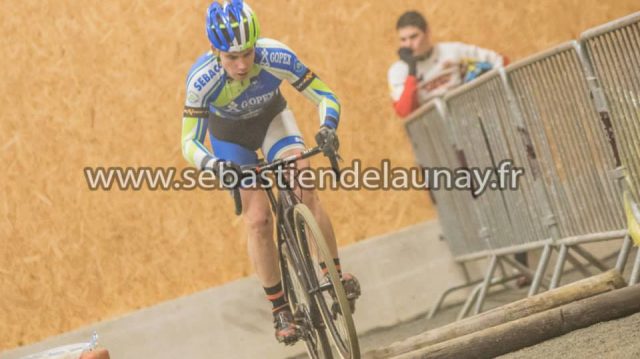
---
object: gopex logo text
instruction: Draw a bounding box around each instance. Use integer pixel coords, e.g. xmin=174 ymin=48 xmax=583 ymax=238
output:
xmin=239 ymin=92 xmax=275 ymax=109
xmin=269 ymin=52 xmax=292 ymax=66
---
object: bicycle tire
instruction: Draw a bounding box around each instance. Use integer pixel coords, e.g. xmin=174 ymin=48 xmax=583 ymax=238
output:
xmin=281 ymin=242 xmax=334 ymax=359
xmin=292 ymin=204 xmax=360 ymax=359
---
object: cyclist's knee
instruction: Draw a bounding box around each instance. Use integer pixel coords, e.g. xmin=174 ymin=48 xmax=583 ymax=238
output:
xmin=243 ymin=204 xmax=273 ymax=235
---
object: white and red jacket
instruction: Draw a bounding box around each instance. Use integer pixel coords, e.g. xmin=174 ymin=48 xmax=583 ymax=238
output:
xmin=387 ymin=42 xmax=507 ymax=118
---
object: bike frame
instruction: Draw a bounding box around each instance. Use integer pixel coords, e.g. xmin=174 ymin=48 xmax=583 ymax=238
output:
xmin=237 ymin=146 xmax=335 ymax=321
xmin=233 ymin=146 xmax=353 ymax=357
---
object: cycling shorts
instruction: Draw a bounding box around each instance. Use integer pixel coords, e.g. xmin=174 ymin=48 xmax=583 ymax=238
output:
xmin=208 ymin=104 xmax=306 ymax=167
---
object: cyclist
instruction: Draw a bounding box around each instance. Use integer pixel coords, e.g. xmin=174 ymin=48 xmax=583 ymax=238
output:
xmin=181 ymin=0 xmax=360 ymax=345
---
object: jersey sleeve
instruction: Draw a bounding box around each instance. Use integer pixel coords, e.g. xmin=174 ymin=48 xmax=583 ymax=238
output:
xmin=258 ymin=39 xmax=341 ymax=129
xmin=181 ymin=53 xmax=224 ymax=169
xmin=388 ymin=61 xmax=409 ymax=102
xmin=388 ymin=61 xmax=418 ymax=118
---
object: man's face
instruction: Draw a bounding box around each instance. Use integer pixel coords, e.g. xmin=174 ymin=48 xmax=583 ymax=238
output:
xmin=218 ymin=47 xmax=255 ymax=81
xmin=398 ymin=26 xmax=432 ymax=57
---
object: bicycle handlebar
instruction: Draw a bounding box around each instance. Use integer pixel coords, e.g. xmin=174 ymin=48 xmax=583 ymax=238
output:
xmin=230 ymin=145 xmax=341 ymax=216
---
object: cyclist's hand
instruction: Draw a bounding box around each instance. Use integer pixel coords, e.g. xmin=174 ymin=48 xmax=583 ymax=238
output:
xmin=398 ymin=47 xmax=417 ymax=76
xmin=315 ymin=126 xmax=339 ymax=157
xmin=206 ymin=159 xmax=242 ymax=188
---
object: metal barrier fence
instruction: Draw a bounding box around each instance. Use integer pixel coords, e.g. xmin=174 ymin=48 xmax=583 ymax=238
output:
xmin=423 ymin=101 xmax=488 ymax=257
xmin=580 ymin=12 xmax=640 ymax=285
xmin=580 ymin=12 xmax=640 ymax=204
xmin=444 ymin=70 xmax=549 ymax=252
xmin=404 ymin=101 xmax=485 ymax=258
xmin=506 ymin=41 xmax=624 ymax=238
xmin=405 ymin=13 xmax=640 ymax=318
xmin=505 ymin=41 xmax=627 ymax=295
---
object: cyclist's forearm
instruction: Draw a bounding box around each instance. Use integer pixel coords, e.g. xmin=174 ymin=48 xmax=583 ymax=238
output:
xmin=181 ymin=116 xmax=216 ymax=169
xmin=299 ymin=76 xmax=341 ymax=129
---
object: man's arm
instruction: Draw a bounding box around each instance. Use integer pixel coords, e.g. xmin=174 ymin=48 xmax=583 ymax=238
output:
xmin=392 ymin=77 xmax=419 ymax=118
xmin=388 ymin=62 xmax=418 ymax=118
xmin=455 ymin=42 xmax=506 ymax=68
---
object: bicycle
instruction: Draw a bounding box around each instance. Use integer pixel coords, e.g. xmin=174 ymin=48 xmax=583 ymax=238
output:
xmin=228 ymin=146 xmax=360 ymax=359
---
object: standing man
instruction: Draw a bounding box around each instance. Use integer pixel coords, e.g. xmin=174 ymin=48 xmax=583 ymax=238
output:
xmin=389 ymin=11 xmax=530 ymax=286
xmin=388 ymin=11 xmax=507 ymax=118
xmin=180 ymin=0 xmax=360 ymax=345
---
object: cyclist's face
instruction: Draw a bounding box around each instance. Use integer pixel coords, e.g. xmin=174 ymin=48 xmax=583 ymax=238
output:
xmin=398 ymin=26 xmax=432 ymax=57
xmin=218 ymin=47 xmax=255 ymax=81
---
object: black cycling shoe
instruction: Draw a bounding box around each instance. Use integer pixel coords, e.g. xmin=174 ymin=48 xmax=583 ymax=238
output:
xmin=342 ymin=273 xmax=361 ymax=311
xmin=274 ymin=310 xmax=300 ymax=345
xmin=323 ymin=273 xmax=361 ymax=318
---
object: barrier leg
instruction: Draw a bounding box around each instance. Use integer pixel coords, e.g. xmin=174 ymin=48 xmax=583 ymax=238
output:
xmin=529 ymin=244 xmax=552 ymax=297
xmin=572 ymin=245 xmax=609 ymax=272
xmin=460 ymin=262 xmax=472 ymax=283
xmin=501 ymin=255 xmax=548 ymax=289
xmin=427 ymin=278 xmax=484 ymax=319
xmin=457 ymin=274 xmax=521 ymax=321
xmin=550 ymin=244 xmax=568 ymax=289
xmin=457 ymin=283 xmax=482 ymax=321
xmin=630 ymin=248 xmax=640 ymax=286
xmin=473 ymin=255 xmax=498 ymax=315
xmin=566 ymin=251 xmax=593 ymax=278
xmin=615 ymin=235 xmax=633 ymax=273
xmin=497 ymin=258 xmax=510 ymax=290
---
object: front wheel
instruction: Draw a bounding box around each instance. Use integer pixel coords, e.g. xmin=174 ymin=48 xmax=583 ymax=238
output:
xmin=282 ymin=242 xmax=333 ymax=359
xmin=293 ymin=204 xmax=360 ymax=359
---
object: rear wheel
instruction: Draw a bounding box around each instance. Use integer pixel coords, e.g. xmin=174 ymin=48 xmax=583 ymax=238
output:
xmin=292 ymin=204 xmax=360 ymax=359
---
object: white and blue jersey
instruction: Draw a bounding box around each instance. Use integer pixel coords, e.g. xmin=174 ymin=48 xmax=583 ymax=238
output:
xmin=181 ymin=38 xmax=341 ymax=168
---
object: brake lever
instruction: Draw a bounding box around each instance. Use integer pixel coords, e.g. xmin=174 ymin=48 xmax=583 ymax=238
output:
xmin=328 ymin=150 xmax=342 ymax=177
xmin=232 ymin=187 xmax=242 ymax=216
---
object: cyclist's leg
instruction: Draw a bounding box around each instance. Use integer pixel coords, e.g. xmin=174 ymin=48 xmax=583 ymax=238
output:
xmin=211 ymin=132 xmax=298 ymax=343
xmin=240 ymin=188 xmax=280 ymax=286
xmin=262 ymin=110 xmax=361 ymax=310
xmin=261 ymin=108 xmax=339 ymax=260
xmin=210 ymin=135 xmax=281 ymax=287
xmin=240 ymin=187 xmax=300 ymax=342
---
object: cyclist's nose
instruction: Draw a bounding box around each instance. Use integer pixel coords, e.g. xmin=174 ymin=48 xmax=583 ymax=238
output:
xmin=237 ymin=59 xmax=250 ymax=72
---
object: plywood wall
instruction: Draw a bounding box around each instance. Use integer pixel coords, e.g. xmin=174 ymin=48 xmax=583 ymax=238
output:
xmin=1 ymin=0 xmax=638 ymax=350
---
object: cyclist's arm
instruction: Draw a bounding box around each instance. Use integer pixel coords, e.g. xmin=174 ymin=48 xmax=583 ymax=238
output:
xmin=293 ymin=71 xmax=340 ymax=129
xmin=259 ymin=40 xmax=340 ymax=129
xmin=181 ymin=53 xmax=224 ymax=169
xmin=181 ymin=111 xmax=215 ymax=170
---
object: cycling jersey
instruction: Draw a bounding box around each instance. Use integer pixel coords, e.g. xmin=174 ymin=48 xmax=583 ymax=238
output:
xmin=181 ymin=38 xmax=341 ymax=169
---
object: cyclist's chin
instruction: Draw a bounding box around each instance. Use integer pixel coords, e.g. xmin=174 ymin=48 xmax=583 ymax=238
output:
xmin=232 ymin=72 xmax=249 ymax=81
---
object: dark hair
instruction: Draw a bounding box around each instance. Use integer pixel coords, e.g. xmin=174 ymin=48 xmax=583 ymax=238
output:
xmin=396 ymin=11 xmax=428 ymax=32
